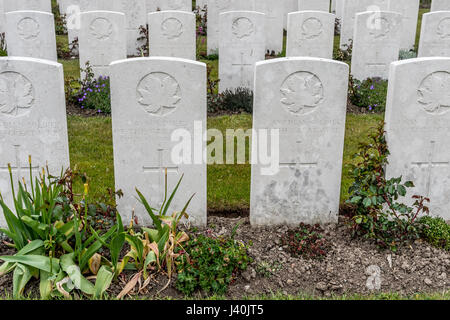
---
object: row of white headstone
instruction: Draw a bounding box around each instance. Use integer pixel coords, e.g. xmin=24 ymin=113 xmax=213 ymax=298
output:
xmin=1 ymin=55 xmax=450 ymax=227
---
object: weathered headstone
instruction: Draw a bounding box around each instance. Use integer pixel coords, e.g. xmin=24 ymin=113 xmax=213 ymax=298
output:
xmin=351 ymin=11 xmax=402 ymax=81
xmin=298 ymin=0 xmax=330 ymax=12
xmin=250 ymin=57 xmax=348 ymax=226
xmin=431 ymin=0 xmax=450 ymax=11
xmin=219 ymin=11 xmax=265 ymax=92
xmin=389 ymin=0 xmax=419 ymax=50
xmin=0 ymin=0 xmax=5 ymax=34
xmin=98 ymin=0 xmax=147 ymax=56
xmin=283 ymin=0 xmax=297 ymax=30
xmin=158 ymin=0 xmax=192 ymax=11
xmin=418 ymin=11 xmax=450 ymax=57
xmin=340 ymin=0 xmax=389 ymax=48
xmin=4 ymin=0 xmax=52 ymax=12
xmin=385 ymin=57 xmax=450 ymax=221
xmin=255 ymin=0 xmax=284 ymax=54
xmin=0 ymin=57 xmax=70 ymax=227
xmin=196 ymin=0 xmax=207 ymax=8
xmin=110 ymin=57 xmax=207 ymax=226
xmin=206 ymin=0 xmax=255 ymax=54
xmin=148 ymin=11 xmax=196 ymax=60
xmin=5 ymin=11 xmax=57 ymax=61
xmin=286 ymin=11 xmax=335 ymax=59
xmin=79 ymin=11 xmax=127 ymax=77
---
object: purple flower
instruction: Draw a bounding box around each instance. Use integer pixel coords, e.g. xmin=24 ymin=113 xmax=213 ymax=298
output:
xmin=370 ymin=85 xmax=374 ymax=90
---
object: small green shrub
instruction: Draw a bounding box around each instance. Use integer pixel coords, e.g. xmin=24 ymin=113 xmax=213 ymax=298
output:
xmin=52 ymin=2 xmax=67 ymax=35
xmin=0 ymin=33 xmax=7 ymax=56
xmin=399 ymin=49 xmax=417 ymax=60
xmin=208 ymin=88 xmax=253 ymax=114
xmin=175 ymin=233 xmax=251 ymax=295
xmin=333 ymin=40 xmax=352 ymax=64
xmin=347 ymin=124 xmax=430 ymax=251
xmin=281 ymin=223 xmax=330 ymax=259
xmin=350 ymin=77 xmax=388 ymax=112
xmin=419 ymin=216 xmax=450 ymax=251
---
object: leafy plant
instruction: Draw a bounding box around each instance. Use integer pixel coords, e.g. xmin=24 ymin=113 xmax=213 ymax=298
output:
xmin=255 ymin=261 xmax=282 ymax=278
xmin=419 ymin=216 xmax=450 ymax=251
xmin=175 ymin=230 xmax=251 ymax=296
xmin=347 ymin=123 xmax=430 ymax=251
xmin=208 ymin=87 xmax=253 ymax=115
xmin=281 ymin=223 xmax=330 ymax=260
xmin=52 ymin=2 xmax=67 ymax=35
xmin=0 ymin=33 xmax=7 ymax=56
xmin=399 ymin=49 xmax=417 ymax=60
xmin=350 ymin=77 xmax=388 ymax=112
xmin=117 ymin=170 xmax=193 ymax=299
xmin=137 ymin=25 xmax=149 ymax=57
xmin=333 ymin=40 xmax=352 ymax=64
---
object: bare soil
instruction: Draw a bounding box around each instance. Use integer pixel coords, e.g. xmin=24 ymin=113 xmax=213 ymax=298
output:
xmin=1 ymin=216 xmax=448 ymax=299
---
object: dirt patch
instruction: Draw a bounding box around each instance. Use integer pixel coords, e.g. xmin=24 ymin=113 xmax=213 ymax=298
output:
xmin=1 ymin=217 xmax=448 ymax=299
xmin=66 ymin=103 xmax=109 ymax=117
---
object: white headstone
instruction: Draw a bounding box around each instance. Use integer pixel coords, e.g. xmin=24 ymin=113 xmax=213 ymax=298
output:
xmin=148 ymin=11 xmax=196 ymax=60
xmin=385 ymin=57 xmax=450 ymax=221
xmin=219 ymin=11 xmax=265 ymax=92
xmin=206 ymin=0 xmax=255 ymax=54
xmin=283 ymin=0 xmax=297 ymax=29
xmin=110 ymin=57 xmax=207 ymax=226
xmin=0 ymin=57 xmax=70 ymax=227
xmin=286 ymin=11 xmax=335 ymax=59
xmin=0 ymin=0 xmax=5 ymax=33
xmin=5 ymin=11 xmax=57 ymax=61
xmin=157 ymin=0 xmax=192 ymax=11
xmin=255 ymin=0 xmax=284 ymax=54
xmin=331 ymin=0 xmax=336 ymax=12
xmin=298 ymin=0 xmax=330 ymax=12
xmin=340 ymin=0 xmax=389 ymax=48
xmin=79 ymin=11 xmax=126 ymax=77
xmin=418 ymin=11 xmax=450 ymax=57
xmin=351 ymin=11 xmax=402 ymax=81
xmin=196 ymin=0 xmax=207 ymax=8
xmin=335 ymin=0 xmax=344 ymax=21
xmin=98 ymin=0 xmax=147 ymax=56
xmin=4 ymin=0 xmax=51 ymax=12
xmin=250 ymin=57 xmax=348 ymax=226
xmin=389 ymin=0 xmax=419 ymax=50
xmin=431 ymin=0 xmax=450 ymax=11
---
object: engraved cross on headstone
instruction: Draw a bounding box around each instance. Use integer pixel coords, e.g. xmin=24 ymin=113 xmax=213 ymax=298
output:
xmin=0 ymin=145 xmax=39 ymax=179
xmin=279 ymin=141 xmax=318 ymax=170
xmin=142 ymin=148 xmax=179 ymax=205
xmin=411 ymin=140 xmax=449 ymax=197
xmin=232 ymin=51 xmax=252 ymax=87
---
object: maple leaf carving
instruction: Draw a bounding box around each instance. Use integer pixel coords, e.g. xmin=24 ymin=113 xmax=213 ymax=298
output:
xmin=437 ymin=18 xmax=450 ymax=39
xmin=162 ymin=18 xmax=183 ymax=39
xmin=137 ymin=73 xmax=181 ymax=116
xmin=369 ymin=17 xmax=391 ymax=39
xmin=90 ymin=18 xmax=113 ymax=40
xmin=232 ymin=18 xmax=254 ymax=39
xmin=17 ymin=18 xmax=40 ymax=40
xmin=280 ymin=72 xmax=324 ymax=115
xmin=418 ymin=72 xmax=450 ymax=114
xmin=301 ymin=18 xmax=323 ymax=40
xmin=0 ymin=72 xmax=34 ymax=116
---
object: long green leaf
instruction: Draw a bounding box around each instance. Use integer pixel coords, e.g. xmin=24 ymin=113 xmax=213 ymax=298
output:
xmin=93 ymin=266 xmax=113 ymax=299
xmin=135 ymin=188 xmax=162 ymax=231
xmin=161 ymin=175 xmax=184 ymax=217
xmin=12 ymin=263 xmax=32 ymax=299
xmin=60 ymin=254 xmax=94 ymax=295
xmin=0 ymin=255 xmax=60 ymax=273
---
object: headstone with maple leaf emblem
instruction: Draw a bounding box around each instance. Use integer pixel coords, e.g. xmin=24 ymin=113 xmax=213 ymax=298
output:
xmin=148 ymin=10 xmax=196 ymax=60
xmin=385 ymin=58 xmax=450 ymax=221
xmin=250 ymin=58 xmax=348 ymax=226
xmin=350 ymin=11 xmax=402 ymax=81
xmin=286 ymin=11 xmax=335 ymax=59
xmin=0 ymin=57 xmax=70 ymax=227
xmin=110 ymin=57 xmax=207 ymax=226
xmin=218 ymin=11 xmax=265 ymax=92
xmin=418 ymin=11 xmax=450 ymax=58
xmin=99 ymin=0 xmax=147 ymax=56
xmin=5 ymin=11 xmax=57 ymax=61
xmin=206 ymin=0 xmax=256 ymax=54
xmin=431 ymin=0 xmax=450 ymax=12
xmin=79 ymin=11 xmax=126 ymax=77
xmin=298 ymin=0 xmax=330 ymax=12
xmin=4 ymin=0 xmax=52 ymax=12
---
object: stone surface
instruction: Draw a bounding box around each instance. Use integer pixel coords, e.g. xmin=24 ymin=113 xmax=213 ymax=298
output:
xmin=207 ymin=0 xmax=255 ymax=54
xmin=79 ymin=11 xmax=127 ymax=77
xmin=389 ymin=0 xmax=419 ymax=50
xmin=385 ymin=57 xmax=450 ymax=222
xmin=431 ymin=0 xmax=450 ymax=11
xmin=110 ymin=57 xmax=207 ymax=226
xmin=157 ymin=0 xmax=191 ymax=11
xmin=351 ymin=11 xmax=402 ymax=81
xmin=5 ymin=11 xmax=57 ymax=61
xmin=250 ymin=58 xmax=348 ymax=226
xmin=4 ymin=0 xmax=51 ymax=12
xmin=0 ymin=57 xmax=70 ymax=227
xmin=298 ymin=0 xmax=330 ymax=12
xmin=418 ymin=11 xmax=450 ymax=57
xmin=286 ymin=11 xmax=335 ymax=59
xmin=148 ymin=10 xmax=196 ymax=60
xmin=219 ymin=11 xmax=265 ymax=92
xmin=284 ymin=0 xmax=297 ymax=29
xmin=255 ymin=0 xmax=284 ymax=54
xmin=0 ymin=0 xmax=5 ymax=33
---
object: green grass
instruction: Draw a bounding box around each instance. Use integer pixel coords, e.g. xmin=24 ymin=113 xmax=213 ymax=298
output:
xmin=67 ymin=113 xmax=384 ymax=211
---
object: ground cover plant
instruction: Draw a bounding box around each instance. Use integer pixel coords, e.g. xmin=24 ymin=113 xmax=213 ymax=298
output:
xmin=419 ymin=216 xmax=450 ymax=251
xmin=281 ymin=223 xmax=330 ymax=260
xmin=349 ymin=77 xmax=388 ymax=113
